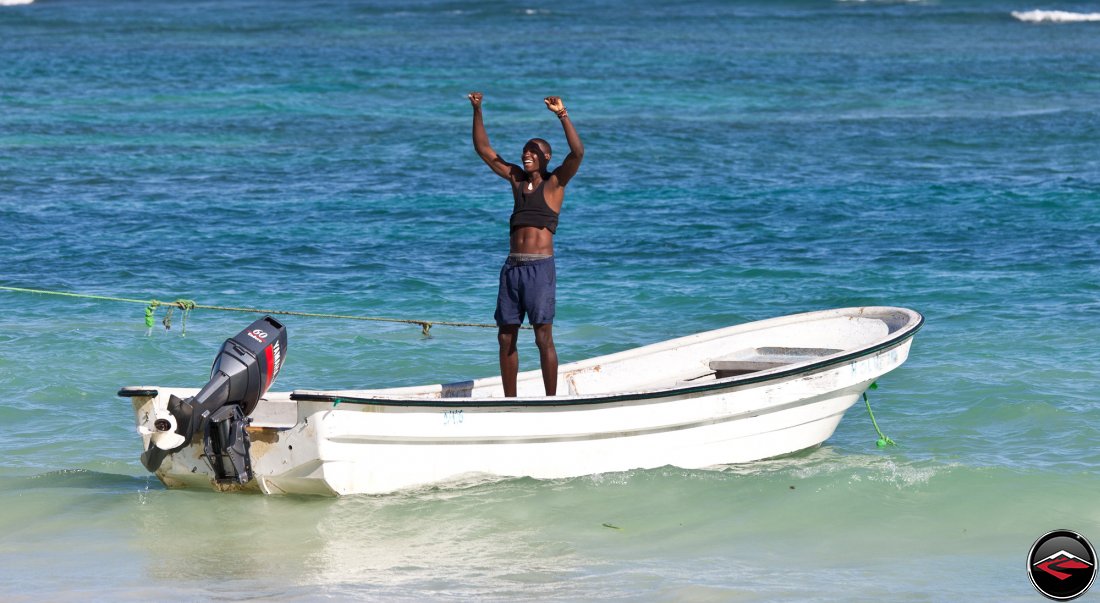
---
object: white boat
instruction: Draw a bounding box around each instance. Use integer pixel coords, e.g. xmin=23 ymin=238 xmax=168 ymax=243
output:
xmin=121 ymin=306 xmax=923 ymax=496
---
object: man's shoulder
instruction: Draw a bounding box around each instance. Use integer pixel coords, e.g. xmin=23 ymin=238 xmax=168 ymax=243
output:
xmin=504 ymin=166 xmax=525 ymax=183
xmin=548 ymin=171 xmax=570 ymax=189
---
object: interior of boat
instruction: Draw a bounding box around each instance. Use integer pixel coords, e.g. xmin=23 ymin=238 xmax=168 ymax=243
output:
xmin=291 ymin=308 xmax=918 ymax=402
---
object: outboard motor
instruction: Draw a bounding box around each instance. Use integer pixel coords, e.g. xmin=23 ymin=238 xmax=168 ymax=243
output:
xmin=141 ymin=316 xmax=287 ymax=485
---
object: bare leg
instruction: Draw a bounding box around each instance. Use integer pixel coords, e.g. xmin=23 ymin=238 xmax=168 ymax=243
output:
xmin=533 ymin=323 xmax=557 ymax=396
xmin=498 ymin=325 xmax=520 ymax=397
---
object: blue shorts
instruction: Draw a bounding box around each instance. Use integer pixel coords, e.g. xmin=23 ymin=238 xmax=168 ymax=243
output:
xmin=494 ymin=256 xmax=556 ymax=326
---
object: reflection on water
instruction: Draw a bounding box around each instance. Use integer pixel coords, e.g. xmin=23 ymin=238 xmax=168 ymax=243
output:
xmin=1 ymin=455 xmax=1097 ymax=600
xmin=131 ymin=477 xmax=592 ymax=598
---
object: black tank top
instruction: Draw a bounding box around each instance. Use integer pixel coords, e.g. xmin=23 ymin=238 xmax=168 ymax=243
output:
xmin=509 ymin=179 xmax=559 ymax=234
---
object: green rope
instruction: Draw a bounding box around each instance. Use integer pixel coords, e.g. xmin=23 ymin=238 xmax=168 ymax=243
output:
xmin=177 ymin=299 xmax=195 ymax=336
xmin=863 ymin=382 xmax=897 ymax=448
xmin=162 ymin=305 xmax=174 ymax=331
xmin=0 ymin=285 xmax=516 ymax=335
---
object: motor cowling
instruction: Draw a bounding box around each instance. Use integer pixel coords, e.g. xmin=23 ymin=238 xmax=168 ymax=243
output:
xmin=141 ymin=316 xmax=287 ymax=484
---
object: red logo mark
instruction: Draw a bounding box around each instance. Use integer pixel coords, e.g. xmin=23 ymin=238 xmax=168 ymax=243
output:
xmin=1035 ymin=551 xmax=1094 ymax=581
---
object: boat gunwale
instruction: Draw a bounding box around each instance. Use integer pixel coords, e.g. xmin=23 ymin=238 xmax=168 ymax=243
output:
xmin=289 ymin=308 xmax=924 ymax=409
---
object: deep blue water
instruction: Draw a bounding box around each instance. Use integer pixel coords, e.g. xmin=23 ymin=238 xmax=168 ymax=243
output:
xmin=2 ymin=0 xmax=1099 ymax=600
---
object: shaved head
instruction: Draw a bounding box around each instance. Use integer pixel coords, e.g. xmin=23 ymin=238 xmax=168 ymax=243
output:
xmin=526 ymin=138 xmax=551 ymax=159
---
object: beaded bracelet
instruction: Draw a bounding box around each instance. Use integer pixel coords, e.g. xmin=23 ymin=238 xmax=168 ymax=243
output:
xmin=555 ymin=109 xmax=568 ymax=119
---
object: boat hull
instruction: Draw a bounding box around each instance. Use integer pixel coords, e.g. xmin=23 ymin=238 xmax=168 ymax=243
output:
xmin=122 ymin=306 xmax=921 ymax=496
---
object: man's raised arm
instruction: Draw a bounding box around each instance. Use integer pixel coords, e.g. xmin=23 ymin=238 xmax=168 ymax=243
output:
xmin=544 ymin=96 xmax=584 ymax=187
xmin=470 ymin=92 xmax=518 ymax=180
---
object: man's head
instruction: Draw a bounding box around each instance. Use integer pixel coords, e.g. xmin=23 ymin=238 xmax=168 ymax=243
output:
xmin=522 ymin=138 xmax=552 ymax=172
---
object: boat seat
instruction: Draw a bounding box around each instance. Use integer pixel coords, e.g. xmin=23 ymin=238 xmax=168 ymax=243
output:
xmin=709 ymin=347 xmax=841 ymax=378
xmin=754 ymin=347 xmax=842 ymax=358
xmin=248 ymin=398 xmax=298 ymax=429
xmin=708 ymin=359 xmax=789 ymax=376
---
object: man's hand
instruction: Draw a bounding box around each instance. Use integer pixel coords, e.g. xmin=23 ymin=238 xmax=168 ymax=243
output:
xmin=544 ymin=96 xmax=565 ymax=114
xmin=468 ymin=91 xmax=483 ymax=109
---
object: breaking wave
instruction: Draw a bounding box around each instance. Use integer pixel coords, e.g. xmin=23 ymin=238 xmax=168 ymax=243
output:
xmin=0 ymin=0 xmax=34 ymax=5
xmin=1012 ymin=9 xmax=1100 ymax=23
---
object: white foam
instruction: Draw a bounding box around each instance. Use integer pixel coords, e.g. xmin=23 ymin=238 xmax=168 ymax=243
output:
xmin=1012 ymin=9 xmax=1100 ymax=23
xmin=0 ymin=0 xmax=34 ymax=5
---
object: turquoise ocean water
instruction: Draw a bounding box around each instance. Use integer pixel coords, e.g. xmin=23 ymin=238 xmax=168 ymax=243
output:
xmin=2 ymin=0 xmax=1099 ymax=600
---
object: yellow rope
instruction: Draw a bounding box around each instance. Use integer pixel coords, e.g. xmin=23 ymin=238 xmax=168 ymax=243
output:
xmin=0 ymin=286 xmax=519 ymax=335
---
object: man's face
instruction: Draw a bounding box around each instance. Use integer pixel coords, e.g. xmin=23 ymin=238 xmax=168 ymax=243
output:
xmin=522 ymin=141 xmax=549 ymax=172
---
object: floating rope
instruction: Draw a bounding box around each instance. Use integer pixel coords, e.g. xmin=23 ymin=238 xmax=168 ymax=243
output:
xmin=863 ymin=382 xmax=897 ymax=448
xmin=0 ymin=286 xmax=513 ymax=336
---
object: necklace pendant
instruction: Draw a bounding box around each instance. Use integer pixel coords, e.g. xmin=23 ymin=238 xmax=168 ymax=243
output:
xmin=527 ymin=182 xmax=533 ymax=191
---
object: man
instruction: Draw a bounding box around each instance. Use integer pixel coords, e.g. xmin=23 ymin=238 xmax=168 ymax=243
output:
xmin=468 ymin=91 xmax=584 ymax=397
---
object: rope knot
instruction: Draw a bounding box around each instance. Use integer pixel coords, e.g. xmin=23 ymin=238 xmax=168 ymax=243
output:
xmin=174 ymin=299 xmax=195 ymax=335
